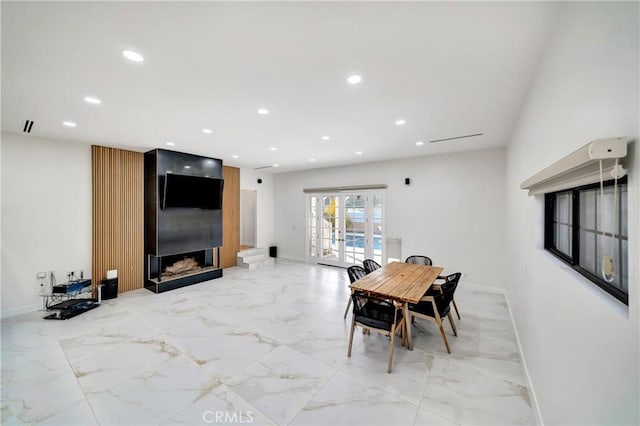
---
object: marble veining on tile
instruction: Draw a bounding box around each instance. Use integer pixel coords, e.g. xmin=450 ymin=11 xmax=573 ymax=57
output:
xmin=1 ymin=261 xmax=535 ymax=425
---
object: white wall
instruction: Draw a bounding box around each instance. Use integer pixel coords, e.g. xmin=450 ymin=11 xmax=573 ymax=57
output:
xmin=0 ymin=134 xmax=3 ymax=311
xmin=239 ymin=168 xmax=275 ymax=249
xmin=0 ymin=139 xmax=274 ymax=316
xmin=505 ymin=3 xmax=639 ymax=425
xmin=273 ymin=147 xmax=506 ymax=288
xmin=240 ymin=190 xmax=257 ymax=247
xmin=1 ymin=133 xmax=92 ymax=318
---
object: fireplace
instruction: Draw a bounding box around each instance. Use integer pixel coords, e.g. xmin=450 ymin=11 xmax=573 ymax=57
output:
xmin=146 ymin=248 xmax=222 ymax=293
xmin=144 ymin=149 xmax=224 ymax=293
xmin=160 ymin=250 xmax=206 ymax=279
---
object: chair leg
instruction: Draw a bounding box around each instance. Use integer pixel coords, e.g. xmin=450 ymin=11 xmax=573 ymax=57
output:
xmin=453 ymin=299 xmax=460 ymax=320
xmin=402 ymin=303 xmax=413 ymax=351
xmin=347 ymin=318 xmax=356 ymax=357
xmin=437 ymin=318 xmax=451 ymax=353
xmin=387 ymin=325 xmax=397 ymax=374
xmin=401 ymin=318 xmax=407 ymax=347
xmin=448 ymin=312 xmax=457 ymax=337
xmin=439 ymin=325 xmax=451 ymax=353
xmin=343 ymin=298 xmax=352 ymax=319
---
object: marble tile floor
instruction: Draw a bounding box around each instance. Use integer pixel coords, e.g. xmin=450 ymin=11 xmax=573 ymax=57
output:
xmin=1 ymin=261 xmax=535 ymax=425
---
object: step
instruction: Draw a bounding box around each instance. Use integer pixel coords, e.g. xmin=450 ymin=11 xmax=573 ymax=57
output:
xmin=246 ymin=257 xmax=275 ymax=269
xmin=241 ymin=253 xmax=268 ymax=264
xmin=237 ymin=248 xmax=266 ymax=258
xmin=237 ymin=255 xmax=274 ymax=269
xmin=236 ymin=247 xmax=274 ymax=269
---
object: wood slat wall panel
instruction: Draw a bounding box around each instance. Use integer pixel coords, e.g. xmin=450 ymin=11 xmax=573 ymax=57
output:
xmin=220 ymin=166 xmax=240 ymax=268
xmin=92 ymin=146 xmax=144 ymax=294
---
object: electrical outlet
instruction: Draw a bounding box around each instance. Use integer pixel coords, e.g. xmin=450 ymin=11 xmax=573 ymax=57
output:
xmin=36 ymin=272 xmax=46 ymax=279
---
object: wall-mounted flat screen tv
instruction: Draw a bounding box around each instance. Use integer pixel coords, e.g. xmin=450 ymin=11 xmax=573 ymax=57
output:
xmin=163 ymin=173 xmax=223 ymax=210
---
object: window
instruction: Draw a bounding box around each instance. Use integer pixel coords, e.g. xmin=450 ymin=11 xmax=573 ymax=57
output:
xmin=545 ymin=177 xmax=628 ymax=305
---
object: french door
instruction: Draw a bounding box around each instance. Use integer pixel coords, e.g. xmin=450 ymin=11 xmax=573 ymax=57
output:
xmin=306 ymin=191 xmax=384 ymax=267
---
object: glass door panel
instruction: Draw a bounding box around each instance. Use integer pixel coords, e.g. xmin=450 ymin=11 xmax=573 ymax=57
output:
xmin=344 ymin=194 xmax=366 ymax=265
xmin=372 ymin=194 xmax=383 ymax=264
xmin=308 ymin=196 xmax=319 ymax=258
xmin=307 ymin=191 xmax=384 ymax=267
xmin=320 ymin=196 xmax=342 ymax=264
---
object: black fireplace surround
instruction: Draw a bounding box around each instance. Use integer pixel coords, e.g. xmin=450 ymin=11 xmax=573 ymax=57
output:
xmin=144 ymin=149 xmax=223 ymax=293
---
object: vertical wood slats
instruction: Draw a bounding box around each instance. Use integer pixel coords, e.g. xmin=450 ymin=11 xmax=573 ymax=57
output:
xmin=92 ymin=146 xmax=144 ymax=295
xmin=220 ymin=166 xmax=240 ymax=268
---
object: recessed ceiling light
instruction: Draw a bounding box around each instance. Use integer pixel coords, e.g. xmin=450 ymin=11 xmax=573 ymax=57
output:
xmin=258 ymin=108 xmax=269 ymax=115
xmin=122 ymin=49 xmax=144 ymax=62
xmin=309 ymin=158 xmax=316 ymax=162
xmin=62 ymin=121 xmax=77 ymax=127
xmin=84 ymin=96 xmax=101 ymax=105
xmin=321 ymin=136 xmax=331 ymax=141
xmin=231 ymin=154 xmax=239 ymax=159
xmin=273 ymin=163 xmax=280 ymax=168
xmin=347 ymin=74 xmax=362 ymax=85
xmin=395 ymin=119 xmax=406 ymax=126
xmin=355 ymin=151 xmax=363 ymax=155
xmin=184 ymin=166 xmax=191 ymax=169
xmin=269 ymin=147 xmax=277 ymax=151
xmin=166 ymin=142 xmax=175 ymax=146
xmin=202 ymin=128 xmax=212 ymax=134
xmin=416 ymin=141 xmax=424 ymax=146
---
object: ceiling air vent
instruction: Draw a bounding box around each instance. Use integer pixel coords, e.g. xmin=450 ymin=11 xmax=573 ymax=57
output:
xmin=430 ymin=133 xmax=483 ymax=143
xmin=254 ymin=165 xmax=272 ymax=170
xmin=22 ymin=120 xmax=34 ymax=133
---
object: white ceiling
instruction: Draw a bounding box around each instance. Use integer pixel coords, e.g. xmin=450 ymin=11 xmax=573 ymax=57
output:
xmin=1 ymin=1 xmax=559 ymax=173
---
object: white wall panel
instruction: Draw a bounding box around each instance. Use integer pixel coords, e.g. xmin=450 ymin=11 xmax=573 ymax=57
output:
xmin=505 ymin=3 xmax=639 ymax=424
xmin=273 ymin=148 xmax=507 ymax=288
xmin=240 ymin=168 xmax=275 ymax=250
xmin=1 ymin=133 xmax=92 ymax=317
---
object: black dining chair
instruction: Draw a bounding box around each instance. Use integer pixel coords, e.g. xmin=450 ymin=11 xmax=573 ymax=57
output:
xmin=344 ymin=265 xmax=367 ymax=319
xmin=405 ymin=255 xmax=433 ymax=266
xmin=362 ymin=259 xmax=381 ymax=274
xmin=348 ymin=291 xmax=405 ymax=373
xmin=408 ymin=273 xmax=459 ymax=353
xmin=430 ymin=272 xmax=462 ymax=320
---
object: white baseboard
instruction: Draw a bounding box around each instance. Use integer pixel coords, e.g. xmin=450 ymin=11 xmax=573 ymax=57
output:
xmin=459 ymin=282 xmax=544 ymax=425
xmin=503 ymin=291 xmax=544 ymax=425
xmin=464 ymin=282 xmax=504 ymax=294
xmin=1 ymin=302 xmax=41 ymax=319
xmin=276 ymin=254 xmax=308 ymax=264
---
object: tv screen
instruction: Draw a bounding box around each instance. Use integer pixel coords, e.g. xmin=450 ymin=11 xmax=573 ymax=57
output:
xmin=163 ymin=173 xmax=223 ymax=210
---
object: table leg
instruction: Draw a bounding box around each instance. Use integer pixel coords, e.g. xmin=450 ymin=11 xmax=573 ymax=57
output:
xmin=403 ymin=303 xmax=413 ymax=350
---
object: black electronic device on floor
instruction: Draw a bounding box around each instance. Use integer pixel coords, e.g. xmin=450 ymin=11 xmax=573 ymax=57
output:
xmin=101 ymin=278 xmax=118 ymax=300
xmin=43 ymin=298 xmax=100 ymax=320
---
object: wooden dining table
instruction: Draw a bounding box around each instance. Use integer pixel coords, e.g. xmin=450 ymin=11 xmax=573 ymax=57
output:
xmin=349 ymin=261 xmax=444 ymax=350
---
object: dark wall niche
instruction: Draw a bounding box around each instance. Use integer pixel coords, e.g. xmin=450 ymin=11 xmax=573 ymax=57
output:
xmin=144 ymin=149 xmax=223 ymax=293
